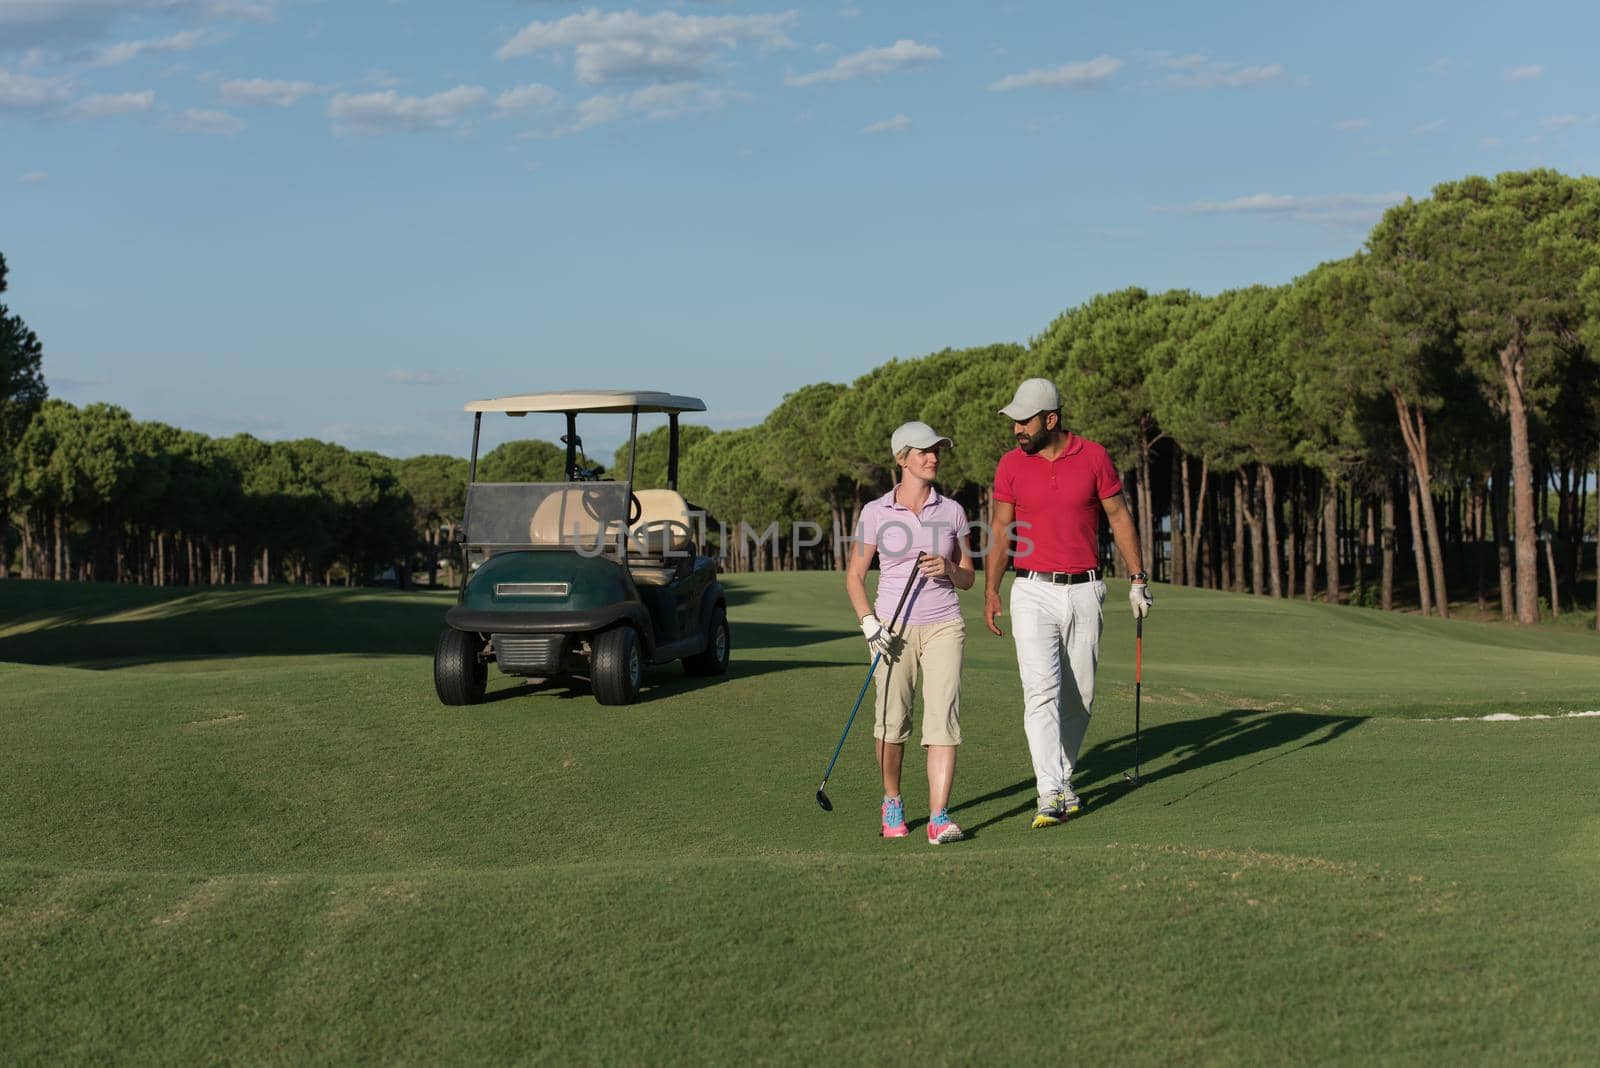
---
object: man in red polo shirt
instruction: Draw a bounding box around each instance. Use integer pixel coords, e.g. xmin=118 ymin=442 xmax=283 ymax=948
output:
xmin=982 ymin=378 xmax=1152 ymax=827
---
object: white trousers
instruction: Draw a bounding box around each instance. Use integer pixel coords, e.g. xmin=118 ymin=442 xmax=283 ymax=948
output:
xmin=1010 ymin=575 xmax=1104 ymax=803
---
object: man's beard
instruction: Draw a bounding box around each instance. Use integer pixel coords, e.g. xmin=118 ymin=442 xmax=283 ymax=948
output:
xmin=1016 ymin=432 xmax=1048 ymax=455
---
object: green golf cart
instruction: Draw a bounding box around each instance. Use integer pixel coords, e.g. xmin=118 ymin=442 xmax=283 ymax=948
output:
xmin=433 ymin=390 xmax=729 ymax=706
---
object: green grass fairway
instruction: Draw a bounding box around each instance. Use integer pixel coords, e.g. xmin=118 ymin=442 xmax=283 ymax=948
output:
xmin=3 ymin=576 xmax=1598 ymax=1064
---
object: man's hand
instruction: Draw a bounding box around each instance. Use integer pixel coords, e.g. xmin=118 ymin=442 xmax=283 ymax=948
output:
xmin=1129 ymin=582 xmax=1153 ymax=620
xmin=984 ymin=590 xmax=1004 ymax=636
xmin=860 ymin=614 xmax=904 ymax=660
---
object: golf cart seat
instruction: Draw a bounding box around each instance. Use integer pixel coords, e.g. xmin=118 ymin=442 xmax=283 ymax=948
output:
xmin=628 ymin=489 xmax=694 ymax=586
xmin=528 ymin=487 xmax=616 ymax=547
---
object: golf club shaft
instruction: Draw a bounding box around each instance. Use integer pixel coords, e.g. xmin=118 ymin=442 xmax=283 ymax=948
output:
xmin=1134 ymin=616 xmax=1143 ymax=779
xmin=818 ymin=552 xmax=925 ymax=787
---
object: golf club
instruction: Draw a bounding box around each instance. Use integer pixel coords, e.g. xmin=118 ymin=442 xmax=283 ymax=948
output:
xmin=1123 ymin=616 xmax=1144 ymax=787
xmin=816 ymin=552 xmax=924 ymax=812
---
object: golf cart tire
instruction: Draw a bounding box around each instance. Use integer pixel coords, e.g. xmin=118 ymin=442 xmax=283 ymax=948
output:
xmin=683 ymin=605 xmax=730 ymax=677
xmin=591 ymin=626 xmax=643 ymax=705
xmin=435 ymin=627 xmax=487 ymax=706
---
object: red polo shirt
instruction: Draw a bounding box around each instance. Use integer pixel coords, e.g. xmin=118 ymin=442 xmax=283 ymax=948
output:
xmin=992 ymin=434 xmax=1122 ymax=573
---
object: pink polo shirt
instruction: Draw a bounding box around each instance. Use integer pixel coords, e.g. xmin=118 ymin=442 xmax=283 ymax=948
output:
xmin=992 ymin=434 xmax=1122 ymax=573
xmin=855 ymin=485 xmax=970 ymax=626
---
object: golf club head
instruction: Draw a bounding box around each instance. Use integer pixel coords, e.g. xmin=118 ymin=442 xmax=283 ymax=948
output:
xmin=815 ymin=785 xmax=833 ymax=811
xmin=1123 ymin=771 xmax=1143 ymax=787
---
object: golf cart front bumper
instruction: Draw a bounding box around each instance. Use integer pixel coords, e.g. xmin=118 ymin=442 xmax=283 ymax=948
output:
xmin=446 ymin=604 xmax=654 ymax=676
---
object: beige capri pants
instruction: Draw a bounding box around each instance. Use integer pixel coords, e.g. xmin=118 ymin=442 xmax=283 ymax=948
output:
xmin=871 ymin=618 xmax=965 ymax=747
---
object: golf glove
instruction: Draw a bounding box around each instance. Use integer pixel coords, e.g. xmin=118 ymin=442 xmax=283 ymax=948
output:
xmin=1129 ymin=582 xmax=1153 ymax=620
xmin=860 ymin=614 xmax=904 ymax=661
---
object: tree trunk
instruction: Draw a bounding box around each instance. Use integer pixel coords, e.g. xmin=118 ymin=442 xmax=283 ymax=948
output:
xmin=1491 ymin=464 xmax=1514 ymax=622
xmin=1352 ymin=495 xmax=1368 ymax=602
xmin=1393 ymin=392 xmax=1450 ymax=618
xmin=1542 ymin=534 xmax=1560 ymax=618
xmin=1380 ymin=482 xmax=1395 ymax=611
xmin=1473 ymin=476 xmax=1488 ymax=612
xmin=1238 ymin=468 xmax=1265 ymax=596
xmin=1323 ymin=476 xmax=1340 ymax=605
xmin=1230 ymin=473 xmax=1246 ymax=593
xmin=1304 ymin=472 xmax=1318 ymax=604
xmin=1177 ymin=447 xmax=1190 ymax=588
xmin=1407 ymin=469 xmax=1433 ymax=615
xmin=1500 ymin=341 xmax=1539 ymax=624
xmin=1286 ymin=469 xmax=1298 ymax=601
xmin=1262 ymin=465 xmax=1281 ymax=598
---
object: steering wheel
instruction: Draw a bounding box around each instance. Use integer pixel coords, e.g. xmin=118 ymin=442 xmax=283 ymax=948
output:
xmin=578 ymin=488 xmax=643 ymax=526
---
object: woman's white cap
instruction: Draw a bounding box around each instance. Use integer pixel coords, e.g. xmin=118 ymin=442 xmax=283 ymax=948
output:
xmin=891 ymin=420 xmax=953 ymax=458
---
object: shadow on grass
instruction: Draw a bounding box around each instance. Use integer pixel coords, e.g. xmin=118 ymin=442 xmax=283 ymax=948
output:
xmin=953 ymin=708 xmax=1366 ymax=833
xmin=483 ymin=657 xmax=846 ymax=704
xmin=0 ymin=580 xmax=833 ymax=677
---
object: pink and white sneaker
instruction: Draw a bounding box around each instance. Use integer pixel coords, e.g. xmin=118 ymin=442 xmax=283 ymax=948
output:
xmin=881 ymin=796 xmax=909 ymax=838
xmin=927 ymin=808 xmax=964 ymax=844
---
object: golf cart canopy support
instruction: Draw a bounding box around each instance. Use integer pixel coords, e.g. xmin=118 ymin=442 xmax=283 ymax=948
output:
xmin=463 ymin=390 xmax=706 ymax=490
xmin=463 ymin=391 xmax=706 ymax=415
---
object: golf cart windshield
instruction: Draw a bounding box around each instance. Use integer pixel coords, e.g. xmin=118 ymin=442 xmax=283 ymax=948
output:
xmin=463 ymin=482 xmax=632 ymax=550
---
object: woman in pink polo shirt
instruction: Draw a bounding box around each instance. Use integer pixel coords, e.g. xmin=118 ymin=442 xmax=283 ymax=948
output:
xmin=844 ymin=420 xmax=976 ymax=844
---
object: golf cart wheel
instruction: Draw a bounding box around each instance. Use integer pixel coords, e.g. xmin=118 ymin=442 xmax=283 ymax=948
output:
xmin=435 ymin=628 xmax=487 ymax=706
xmin=684 ymin=606 xmax=730 ymax=677
xmin=591 ymin=626 xmax=643 ymax=705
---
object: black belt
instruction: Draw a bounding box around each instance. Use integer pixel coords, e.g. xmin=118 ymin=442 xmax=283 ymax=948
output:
xmin=1016 ymin=568 xmax=1098 ymax=585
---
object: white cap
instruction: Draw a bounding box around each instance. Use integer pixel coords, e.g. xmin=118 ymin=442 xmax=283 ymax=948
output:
xmin=890 ymin=420 xmax=953 ymax=458
xmin=999 ymin=378 xmax=1060 ymax=421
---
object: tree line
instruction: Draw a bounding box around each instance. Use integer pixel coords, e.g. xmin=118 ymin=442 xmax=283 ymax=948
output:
xmin=3 ymin=169 xmax=1599 ymax=626
xmin=660 ymin=169 xmax=1600 ymax=628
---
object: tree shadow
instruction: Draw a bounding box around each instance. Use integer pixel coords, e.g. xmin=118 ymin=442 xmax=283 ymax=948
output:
xmin=0 ymin=580 xmax=832 ymax=673
xmin=953 ymin=708 xmax=1366 ymax=832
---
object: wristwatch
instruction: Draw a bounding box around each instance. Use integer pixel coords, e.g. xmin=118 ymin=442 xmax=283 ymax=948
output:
xmin=1129 ymin=571 xmax=1149 ymax=583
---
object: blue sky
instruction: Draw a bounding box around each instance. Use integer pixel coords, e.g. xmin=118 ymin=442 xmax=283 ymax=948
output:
xmin=3 ymin=1 xmax=1597 ymax=462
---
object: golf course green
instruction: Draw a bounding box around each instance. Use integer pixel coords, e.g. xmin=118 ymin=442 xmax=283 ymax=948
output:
xmin=2 ymin=576 xmax=1597 ymax=1064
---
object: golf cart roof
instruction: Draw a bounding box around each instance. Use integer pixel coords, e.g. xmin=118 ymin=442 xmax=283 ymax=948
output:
xmin=464 ymin=390 xmax=706 ymax=415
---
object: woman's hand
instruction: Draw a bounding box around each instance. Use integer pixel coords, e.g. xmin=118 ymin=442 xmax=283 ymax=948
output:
xmin=919 ymin=552 xmax=975 ymax=590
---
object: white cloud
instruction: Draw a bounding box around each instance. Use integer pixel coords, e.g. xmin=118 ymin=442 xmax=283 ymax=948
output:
xmin=90 ymin=28 xmax=212 ymax=67
xmin=786 ymin=39 xmax=940 ymax=87
xmin=1426 ymin=57 xmax=1453 ymax=75
xmin=218 ymin=77 xmax=318 ymax=106
xmin=563 ymin=80 xmax=733 ymax=133
xmin=16 ymin=169 xmax=47 ymax=183
xmin=861 ymin=113 xmax=909 ymax=134
xmin=1334 ymin=117 xmax=1369 ymax=131
xmin=1538 ymin=114 xmax=1583 ymax=129
xmin=989 ymin=54 xmax=1120 ymax=91
xmin=1504 ymin=65 xmax=1542 ymax=82
xmin=493 ymin=82 xmax=561 ymax=118
xmin=1480 ymin=136 xmax=1501 ymax=148
xmin=328 ymin=84 xmax=487 ymax=135
xmin=64 ymin=89 xmax=153 ymax=118
xmin=1149 ymin=53 xmax=1287 ymax=90
xmin=1411 ymin=118 xmax=1444 ymax=135
xmin=174 ymin=106 xmax=241 ymax=133
xmin=0 ymin=67 xmax=71 ymax=112
xmin=1170 ymin=190 xmax=1409 ymax=227
xmin=1 ymin=66 xmax=153 ymax=121
xmin=497 ymin=9 xmax=797 ymax=85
